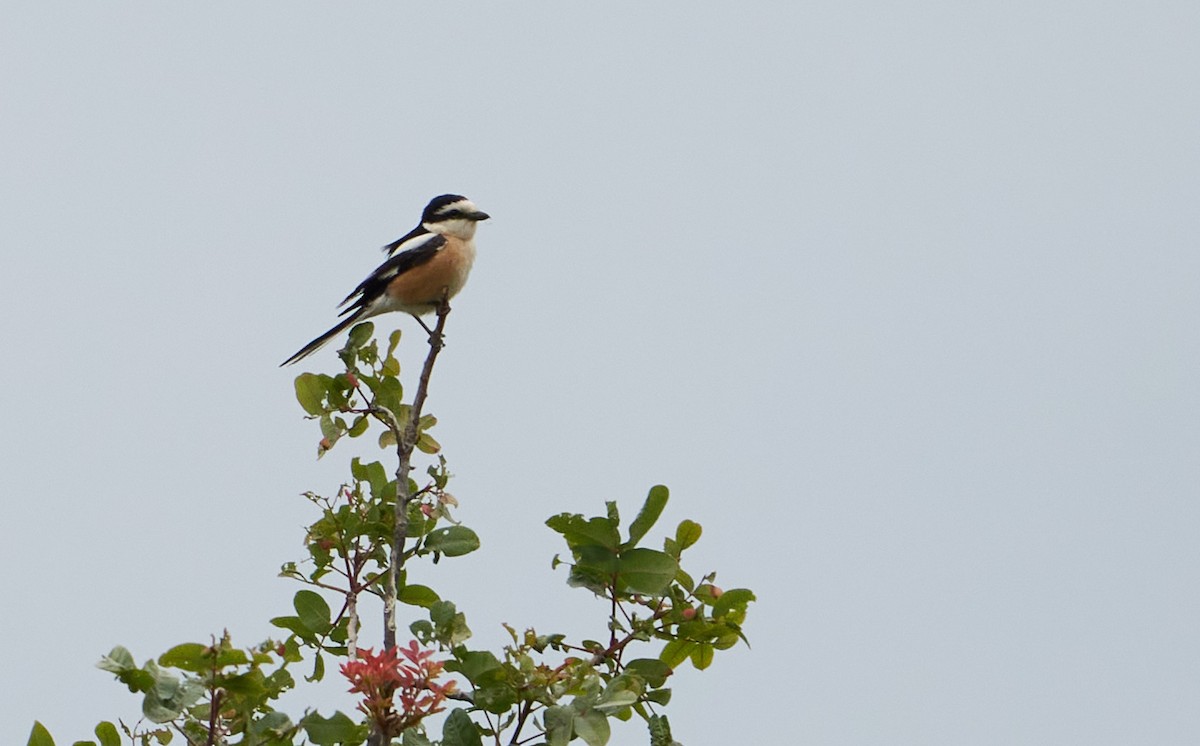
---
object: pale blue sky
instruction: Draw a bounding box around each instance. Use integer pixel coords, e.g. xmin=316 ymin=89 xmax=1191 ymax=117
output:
xmin=2 ymin=2 xmax=1198 ymax=744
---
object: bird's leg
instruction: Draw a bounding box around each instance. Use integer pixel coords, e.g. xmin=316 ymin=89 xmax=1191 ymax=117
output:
xmin=413 ymin=291 xmax=451 ymax=347
xmin=426 ymin=290 xmax=452 ymax=347
xmin=411 ymin=313 xmax=436 ymax=337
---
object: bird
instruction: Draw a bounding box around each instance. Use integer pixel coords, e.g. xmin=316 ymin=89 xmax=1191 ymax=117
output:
xmin=282 ymin=194 xmax=490 ymax=366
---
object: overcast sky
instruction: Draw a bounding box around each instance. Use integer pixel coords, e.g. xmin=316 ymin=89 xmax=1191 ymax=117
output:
xmin=2 ymin=2 xmax=1198 ymax=744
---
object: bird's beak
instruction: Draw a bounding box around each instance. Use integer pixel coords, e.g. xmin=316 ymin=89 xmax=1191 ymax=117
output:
xmin=470 ymin=211 xmax=491 ymax=221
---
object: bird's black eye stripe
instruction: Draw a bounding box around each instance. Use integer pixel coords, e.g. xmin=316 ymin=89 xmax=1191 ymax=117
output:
xmin=422 ymin=194 xmax=470 ymax=222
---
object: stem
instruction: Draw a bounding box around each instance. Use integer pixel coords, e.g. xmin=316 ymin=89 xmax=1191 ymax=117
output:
xmin=508 ymin=700 xmax=533 ymax=746
xmin=205 ymin=688 xmax=222 ymax=746
xmin=347 ymin=590 xmax=359 ymax=659
xmin=608 ymin=584 xmax=619 ymax=648
xmin=342 ymin=514 xmax=361 ymax=659
xmin=481 ymin=709 xmax=498 ymax=746
xmin=383 ymin=296 xmax=451 ymax=650
xmin=367 ymin=297 xmax=452 ymax=746
xmin=588 ymin=604 xmax=674 ymax=668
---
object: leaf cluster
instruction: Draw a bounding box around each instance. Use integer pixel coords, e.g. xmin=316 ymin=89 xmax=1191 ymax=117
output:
xmin=547 ymin=487 xmax=753 ymax=674
xmin=84 ymin=632 xmax=324 ymax=745
xmin=292 ymin=324 xmax=440 ymax=458
xmin=30 ymin=324 xmax=754 ymax=746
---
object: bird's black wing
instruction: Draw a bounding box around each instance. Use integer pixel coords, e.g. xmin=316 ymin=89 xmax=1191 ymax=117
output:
xmin=338 ymin=233 xmax=447 ymax=314
xmin=381 ymin=225 xmax=429 ymax=254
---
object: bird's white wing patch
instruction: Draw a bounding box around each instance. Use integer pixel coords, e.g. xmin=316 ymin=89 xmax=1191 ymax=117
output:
xmin=388 ymin=230 xmax=443 ymax=256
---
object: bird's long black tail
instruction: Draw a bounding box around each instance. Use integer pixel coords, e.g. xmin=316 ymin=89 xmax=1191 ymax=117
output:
xmin=281 ymin=313 xmax=363 ymax=366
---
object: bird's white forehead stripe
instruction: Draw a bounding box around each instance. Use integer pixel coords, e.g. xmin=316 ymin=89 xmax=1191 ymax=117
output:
xmin=436 ymin=199 xmax=476 ymax=215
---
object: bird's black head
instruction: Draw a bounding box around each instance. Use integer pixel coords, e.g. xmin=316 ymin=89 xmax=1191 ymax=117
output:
xmin=421 ymin=194 xmax=490 ymax=224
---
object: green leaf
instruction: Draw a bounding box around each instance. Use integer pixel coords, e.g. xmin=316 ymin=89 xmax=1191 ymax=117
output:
xmin=346 ymin=322 xmax=374 ymax=349
xmin=415 ymin=431 xmax=441 ymax=454
xmin=424 ymin=526 xmax=481 ymax=557
xmin=294 ymin=373 xmax=329 ymax=415
xmin=659 ymin=639 xmax=695 ymax=668
xmin=543 ymin=705 xmax=573 ymax=746
xmin=70 ymin=740 xmax=97 ymax=746
xmin=674 ymin=519 xmax=702 ymax=551
xmin=294 ymin=590 xmax=332 ymax=633
xmin=247 ymin=711 xmax=295 ymax=741
xmin=302 ymin=710 xmax=367 ymax=745
xmin=645 ymin=687 xmax=672 ymax=706
xmin=711 ymin=588 xmax=757 ymax=618
xmin=309 ymin=650 xmax=325 ymax=682
xmin=387 ymin=329 xmax=403 ymax=357
xmin=546 ymin=514 xmax=621 ymax=551
xmin=27 ymin=722 xmax=55 ymax=746
xmin=281 ymin=636 xmax=303 ymax=663
xmin=410 ymin=619 xmax=433 ymax=642
xmin=616 ymin=548 xmax=679 ymax=595
xmin=398 ymin=583 xmax=440 ymax=608
xmin=647 ymin=714 xmax=679 ymax=746
xmin=474 ymin=680 xmax=519 ymax=713
xmin=594 ymin=673 xmax=643 ymax=713
xmin=158 ymin=642 xmax=247 ymax=672
xmin=627 ymin=485 xmax=669 ymax=547
xmin=141 ymin=663 xmax=204 ymax=723
xmin=96 ymin=646 xmax=136 ymax=674
xmin=373 ymin=376 xmax=404 ymax=418
xmin=94 ymin=723 xmax=120 ymax=746
xmin=448 ymin=650 xmax=503 ymax=685
xmin=567 ymin=544 xmax=620 ymax=593
xmin=157 ymin=643 xmax=208 ymax=672
xmin=690 ymin=642 xmax=715 ymax=670
xmin=347 ymin=415 xmax=369 ymax=437
xmin=429 ymin=601 xmax=472 ymax=646
xmin=403 ymin=731 xmax=434 ymax=746
xmin=350 ymin=458 xmax=388 ymax=499
xmin=441 ymin=709 xmax=482 ymax=746
xmin=269 ymin=616 xmax=313 ymax=642
xmin=624 ymin=658 xmax=672 ymax=687
xmin=319 ymin=414 xmax=341 ymax=443
xmin=96 ymin=647 xmax=155 ymax=693
xmin=574 ymin=710 xmax=611 ymax=746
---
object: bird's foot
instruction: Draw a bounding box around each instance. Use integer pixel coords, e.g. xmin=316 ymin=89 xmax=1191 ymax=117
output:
xmin=411 ymin=314 xmax=445 ymax=347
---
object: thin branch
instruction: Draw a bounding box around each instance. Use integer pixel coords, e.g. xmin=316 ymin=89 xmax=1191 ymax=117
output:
xmin=205 ymin=676 xmax=222 ymax=746
xmin=507 ymin=700 xmax=533 ymax=746
xmin=170 ymin=720 xmax=200 ymax=746
xmin=383 ymin=294 xmax=451 ymax=651
xmin=589 ymin=605 xmax=673 ymax=668
xmin=608 ymin=584 xmax=619 ymax=648
xmin=341 ymin=515 xmax=362 ymax=659
xmin=347 ymin=591 xmax=359 ymax=660
xmin=482 ymin=709 xmax=498 ymax=746
xmin=366 ymin=296 xmax=452 ymax=746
